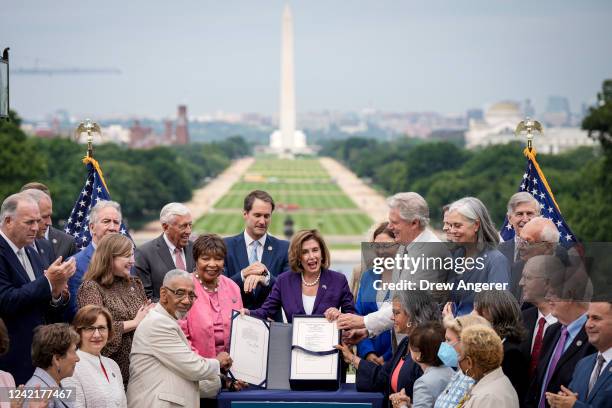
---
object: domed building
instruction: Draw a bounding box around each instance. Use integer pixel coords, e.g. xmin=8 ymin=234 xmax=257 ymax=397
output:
xmin=465 ymin=100 xmax=596 ymax=153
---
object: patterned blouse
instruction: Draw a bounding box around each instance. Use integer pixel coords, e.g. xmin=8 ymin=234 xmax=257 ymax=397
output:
xmin=77 ymin=277 xmax=147 ymax=386
xmin=433 ymin=370 xmax=475 ymax=408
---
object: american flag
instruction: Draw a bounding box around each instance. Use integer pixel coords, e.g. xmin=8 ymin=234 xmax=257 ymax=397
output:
xmin=500 ymin=148 xmax=577 ymax=244
xmin=64 ymin=157 xmax=129 ymax=251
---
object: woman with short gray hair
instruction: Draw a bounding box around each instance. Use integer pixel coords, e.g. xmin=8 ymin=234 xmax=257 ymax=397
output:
xmin=445 ymin=197 xmax=510 ymax=316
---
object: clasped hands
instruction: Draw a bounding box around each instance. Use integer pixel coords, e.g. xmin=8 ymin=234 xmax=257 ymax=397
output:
xmin=545 ymin=385 xmax=578 ymax=408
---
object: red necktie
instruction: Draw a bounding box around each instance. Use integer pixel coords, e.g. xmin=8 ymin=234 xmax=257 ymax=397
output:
xmin=174 ymin=247 xmax=186 ymax=271
xmin=529 ymin=317 xmax=546 ymax=378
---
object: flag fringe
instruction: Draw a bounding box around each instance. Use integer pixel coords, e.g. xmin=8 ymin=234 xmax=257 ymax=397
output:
xmin=523 ymin=147 xmax=561 ymax=213
xmin=82 ymin=156 xmax=110 ymax=193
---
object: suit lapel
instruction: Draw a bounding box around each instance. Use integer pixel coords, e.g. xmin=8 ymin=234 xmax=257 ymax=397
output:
xmin=185 ymin=241 xmax=195 ymax=273
xmin=25 ymin=246 xmax=44 ymax=279
xmin=261 ymin=236 xmax=273 ymax=266
xmin=155 ymin=235 xmax=176 ymax=272
xmin=312 ymin=269 xmax=329 ymax=314
xmin=556 ymin=327 xmax=588 ymax=368
xmin=236 ymin=233 xmax=249 ymax=271
xmin=292 ymin=273 xmax=305 ymax=314
xmin=588 ymin=360 xmax=612 ymax=402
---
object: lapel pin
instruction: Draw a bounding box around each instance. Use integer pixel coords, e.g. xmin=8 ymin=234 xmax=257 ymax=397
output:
xmin=52 ymin=238 xmax=58 ymax=244
xmin=322 ymin=285 xmax=327 ymax=290
xmin=232 ymin=297 xmax=237 ymax=303
xmin=576 ymin=340 xmax=583 ymax=347
xmin=267 ymin=245 xmax=272 ymax=251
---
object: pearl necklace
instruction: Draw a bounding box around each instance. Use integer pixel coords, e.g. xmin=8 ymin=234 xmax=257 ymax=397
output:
xmin=301 ymin=271 xmax=321 ymax=287
xmin=195 ymin=272 xmax=218 ymax=292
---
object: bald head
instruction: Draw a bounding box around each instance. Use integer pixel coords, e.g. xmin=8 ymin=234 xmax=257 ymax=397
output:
xmin=521 ymin=217 xmax=560 ymax=243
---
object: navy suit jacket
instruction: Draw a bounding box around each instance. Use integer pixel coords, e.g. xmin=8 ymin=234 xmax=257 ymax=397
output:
xmin=568 ymin=352 xmax=612 ymax=408
xmin=525 ymin=322 xmax=596 ymax=408
xmin=224 ymin=232 xmax=289 ymax=309
xmin=34 ymin=238 xmax=54 ymax=269
xmin=249 ymin=268 xmax=355 ymax=322
xmin=66 ymin=242 xmax=96 ymax=322
xmin=0 ymin=234 xmax=67 ymax=385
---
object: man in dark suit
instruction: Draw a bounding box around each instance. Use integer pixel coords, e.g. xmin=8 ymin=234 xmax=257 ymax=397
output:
xmin=224 ymin=190 xmax=289 ymax=310
xmin=20 ymin=182 xmax=77 ymax=261
xmin=0 ymin=193 xmax=75 ymax=384
xmin=545 ymin=301 xmax=612 ymax=408
xmin=519 ymin=255 xmax=563 ymax=385
xmin=21 ymin=189 xmax=58 ymax=269
xmin=135 ymin=203 xmax=195 ymax=302
xmin=525 ymin=273 xmax=595 ymax=408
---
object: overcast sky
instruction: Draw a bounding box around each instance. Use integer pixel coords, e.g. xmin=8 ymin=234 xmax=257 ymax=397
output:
xmin=2 ymin=0 xmax=611 ymax=119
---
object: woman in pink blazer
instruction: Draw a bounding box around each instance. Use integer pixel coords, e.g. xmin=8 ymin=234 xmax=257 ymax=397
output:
xmin=180 ymin=234 xmax=243 ymax=358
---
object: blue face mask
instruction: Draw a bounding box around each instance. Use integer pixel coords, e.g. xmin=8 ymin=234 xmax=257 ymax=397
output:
xmin=437 ymin=342 xmax=459 ymax=368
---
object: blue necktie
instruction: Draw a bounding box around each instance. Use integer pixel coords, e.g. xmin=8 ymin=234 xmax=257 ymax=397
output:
xmin=249 ymin=241 xmax=260 ymax=265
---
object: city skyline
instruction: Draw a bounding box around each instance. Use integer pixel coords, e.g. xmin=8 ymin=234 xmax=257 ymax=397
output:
xmin=1 ymin=0 xmax=611 ymax=120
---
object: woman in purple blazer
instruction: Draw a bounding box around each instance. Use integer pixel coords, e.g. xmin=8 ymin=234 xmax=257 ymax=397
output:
xmin=244 ymin=229 xmax=355 ymax=322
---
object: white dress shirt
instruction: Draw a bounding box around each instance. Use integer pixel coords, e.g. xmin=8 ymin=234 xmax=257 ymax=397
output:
xmin=240 ymin=231 xmax=270 ymax=286
xmin=530 ymin=309 xmax=557 ymax=352
xmin=163 ymin=233 xmax=186 ymax=270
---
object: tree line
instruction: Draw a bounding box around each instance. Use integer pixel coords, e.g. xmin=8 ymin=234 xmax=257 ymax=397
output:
xmin=0 ymin=111 xmax=250 ymax=229
xmin=320 ymin=81 xmax=612 ymax=241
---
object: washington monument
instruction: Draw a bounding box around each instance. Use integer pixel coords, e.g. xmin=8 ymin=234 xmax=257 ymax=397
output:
xmin=269 ymin=4 xmax=308 ymax=156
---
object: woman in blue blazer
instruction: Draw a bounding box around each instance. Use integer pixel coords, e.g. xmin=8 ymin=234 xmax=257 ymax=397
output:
xmin=246 ymin=229 xmax=355 ymax=322
xmin=355 ymin=222 xmax=397 ymax=364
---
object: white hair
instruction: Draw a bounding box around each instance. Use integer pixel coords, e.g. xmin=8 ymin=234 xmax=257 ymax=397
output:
xmin=160 ymin=202 xmax=191 ymax=225
xmin=386 ymin=192 xmax=429 ymax=228
xmin=0 ymin=193 xmax=38 ymax=226
xmin=507 ymin=192 xmax=540 ymax=216
xmin=162 ymin=269 xmax=191 ymax=286
xmin=89 ymin=200 xmax=122 ymax=225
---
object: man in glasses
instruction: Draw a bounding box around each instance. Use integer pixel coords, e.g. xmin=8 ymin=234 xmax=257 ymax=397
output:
xmin=128 ymin=269 xmax=233 ymax=407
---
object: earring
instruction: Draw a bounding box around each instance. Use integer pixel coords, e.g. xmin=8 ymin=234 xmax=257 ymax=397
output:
xmin=57 ymin=365 xmax=61 ymax=375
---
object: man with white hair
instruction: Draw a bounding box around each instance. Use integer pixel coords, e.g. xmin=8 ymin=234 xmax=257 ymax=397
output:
xmin=127 ymin=269 xmax=232 ymax=406
xmin=499 ymin=192 xmax=541 ymax=264
xmin=135 ymin=202 xmax=195 ymax=302
xmin=0 ymin=192 xmax=76 ymax=384
xmin=337 ymin=192 xmax=448 ymax=341
xmin=67 ymin=200 xmax=122 ymax=321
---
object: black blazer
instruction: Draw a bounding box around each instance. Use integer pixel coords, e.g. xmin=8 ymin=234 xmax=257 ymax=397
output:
xmin=520 ymin=306 xmax=539 ymax=364
xmin=134 ymin=234 xmax=195 ymax=302
xmin=356 ymin=336 xmax=423 ymax=401
xmin=503 ymin=338 xmax=529 ymax=404
xmin=524 ymin=322 xmax=596 ymax=408
xmin=0 ymin=234 xmax=68 ymax=384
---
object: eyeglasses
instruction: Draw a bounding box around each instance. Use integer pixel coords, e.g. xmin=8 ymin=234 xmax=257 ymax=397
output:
xmin=163 ymin=286 xmax=198 ymax=301
xmin=82 ymin=325 xmax=108 ymax=335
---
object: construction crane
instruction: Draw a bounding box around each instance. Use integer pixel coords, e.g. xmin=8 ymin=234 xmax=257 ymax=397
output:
xmin=11 ymin=67 xmax=121 ymax=76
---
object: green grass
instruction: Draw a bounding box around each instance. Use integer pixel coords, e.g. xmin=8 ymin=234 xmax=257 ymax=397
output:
xmin=193 ymin=212 xmax=373 ymax=236
xmin=249 ymin=159 xmax=325 ymax=172
xmin=196 ymin=158 xmax=373 ymax=237
xmin=229 ymin=182 xmax=343 ymax=194
xmin=214 ymin=193 xmax=357 ymax=209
